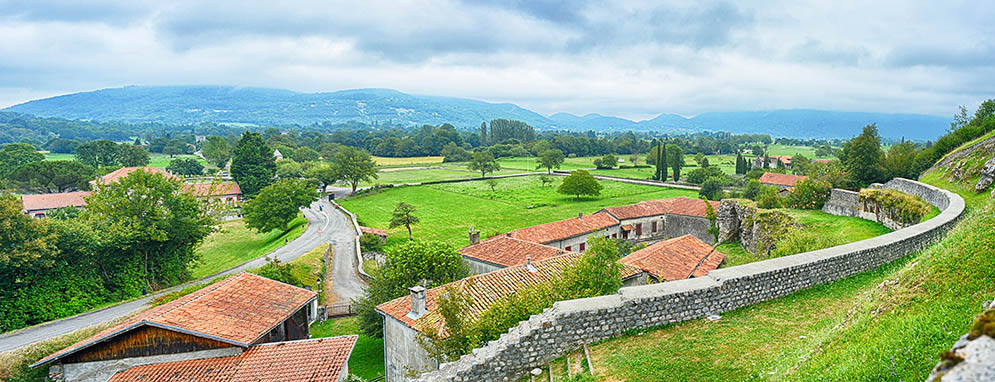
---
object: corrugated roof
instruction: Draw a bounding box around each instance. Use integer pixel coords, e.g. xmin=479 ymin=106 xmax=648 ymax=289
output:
xmin=107 ymin=335 xmax=357 ymax=382
xmin=509 ymin=213 xmax=618 ymax=244
xmin=460 ymin=235 xmax=570 ymax=268
xmin=619 ymin=235 xmax=725 ymax=281
xmin=758 ymin=172 xmax=807 ymax=187
xmin=33 ymin=273 xmax=317 ymax=368
xmin=376 ymin=252 xmax=642 ymax=336
xmin=21 ymin=191 xmax=91 ymax=212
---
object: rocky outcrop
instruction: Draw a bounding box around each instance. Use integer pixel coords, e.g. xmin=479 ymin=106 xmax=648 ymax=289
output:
xmin=717 ymin=199 xmax=796 ymax=256
xmin=928 ymin=300 xmax=995 ymax=381
xmin=976 ymin=156 xmax=995 ymax=192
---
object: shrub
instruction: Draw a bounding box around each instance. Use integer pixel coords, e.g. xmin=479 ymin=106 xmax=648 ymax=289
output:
xmin=359 ymin=233 xmax=384 ymax=253
xmin=742 ymin=179 xmax=763 ymax=200
xmin=699 ymin=178 xmax=725 ymax=201
xmin=746 ymin=168 xmax=765 ymax=180
xmin=757 ymin=186 xmax=783 ymax=208
xmin=685 ymin=166 xmax=725 ymax=185
xmin=769 ymin=229 xmax=845 ymax=258
xmin=858 ymin=189 xmax=931 ymax=225
xmin=785 ymin=178 xmax=832 ymax=210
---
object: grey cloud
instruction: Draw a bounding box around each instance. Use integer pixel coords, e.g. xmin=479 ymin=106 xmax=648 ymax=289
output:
xmin=788 ymin=39 xmax=870 ymax=65
xmin=0 ymin=0 xmax=154 ymax=25
xmin=886 ymin=45 xmax=995 ymax=69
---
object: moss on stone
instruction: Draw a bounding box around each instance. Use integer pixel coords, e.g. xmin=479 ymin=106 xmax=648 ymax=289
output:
xmin=967 ymin=309 xmax=995 ymax=340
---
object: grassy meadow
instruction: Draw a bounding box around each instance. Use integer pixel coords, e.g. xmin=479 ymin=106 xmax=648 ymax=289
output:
xmin=371 ymin=155 xmax=444 ymax=167
xmin=340 ymin=175 xmax=698 ymax=249
xmin=190 ymin=214 xmax=308 ymax=279
xmin=310 ymin=317 xmax=385 ymax=380
xmin=43 ymin=152 xmax=209 ymax=169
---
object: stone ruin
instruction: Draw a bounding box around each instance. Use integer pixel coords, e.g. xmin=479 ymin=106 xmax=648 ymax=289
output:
xmin=717 ymin=199 xmax=797 ymax=256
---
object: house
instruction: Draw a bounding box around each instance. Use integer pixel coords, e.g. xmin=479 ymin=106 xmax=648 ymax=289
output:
xmin=92 ymin=166 xmax=177 ymax=186
xmin=375 ymin=253 xmax=645 ymax=382
xmin=753 ymin=155 xmax=793 ymax=169
xmin=32 ymin=272 xmax=320 ymax=382
xmin=460 ymin=235 xmax=571 ymax=274
xmin=595 ymin=197 xmax=720 ymax=244
xmin=181 ymin=182 xmax=243 ymax=206
xmin=758 ymin=172 xmax=808 ymax=189
xmin=618 ymin=235 xmax=726 ymax=283
xmin=508 ymin=212 xmax=620 ymax=251
xmin=273 ymin=149 xmax=284 ymax=160
xmin=106 ymin=335 xmax=357 ymax=382
xmin=21 ymin=191 xmax=92 ymax=218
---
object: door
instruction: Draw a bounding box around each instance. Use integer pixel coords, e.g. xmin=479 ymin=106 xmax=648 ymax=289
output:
xmin=636 ymin=223 xmax=642 ymax=236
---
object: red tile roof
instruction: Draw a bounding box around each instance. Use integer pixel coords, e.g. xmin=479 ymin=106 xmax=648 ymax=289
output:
xmin=619 ymin=235 xmax=725 ymax=281
xmin=509 ymin=213 xmax=619 ymax=244
xmin=182 ymin=182 xmax=242 ymax=197
xmin=33 ymin=273 xmax=317 ymax=367
xmin=758 ymin=172 xmax=807 ymax=187
xmin=360 ymin=226 xmax=388 ymax=237
xmin=813 ymin=158 xmax=832 ymax=164
xmin=770 ymin=155 xmax=792 ymax=165
xmin=460 ymin=235 xmax=570 ymax=268
xmin=21 ymin=191 xmax=91 ymax=212
xmin=598 ymin=197 xmax=720 ymax=220
xmin=108 ymin=335 xmax=357 ymax=382
xmin=377 ymin=252 xmax=642 ymax=336
xmin=97 ymin=166 xmax=177 ymax=184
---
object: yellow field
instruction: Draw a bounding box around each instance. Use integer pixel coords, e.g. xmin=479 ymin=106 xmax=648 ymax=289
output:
xmin=371 ymin=156 xmax=444 ymax=166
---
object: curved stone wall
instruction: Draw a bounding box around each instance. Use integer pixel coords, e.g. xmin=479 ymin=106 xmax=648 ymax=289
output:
xmin=412 ymin=178 xmax=965 ymax=382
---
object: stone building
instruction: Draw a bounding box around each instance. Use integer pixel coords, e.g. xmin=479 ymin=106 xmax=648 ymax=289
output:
xmin=596 ymin=196 xmax=719 ymax=245
xmin=753 ymin=155 xmax=793 ymax=169
xmin=375 ymin=253 xmax=645 ymax=382
xmin=91 ymin=166 xmax=177 ymax=186
xmin=181 ymin=181 xmax=243 ymax=207
xmin=618 ymin=235 xmax=726 ymax=283
xmin=508 ymin=212 xmax=620 ymax=252
xmin=32 ymin=273 xmax=327 ymax=382
xmin=21 ymin=191 xmax=92 ymax=218
xmin=460 ymin=235 xmax=570 ymax=274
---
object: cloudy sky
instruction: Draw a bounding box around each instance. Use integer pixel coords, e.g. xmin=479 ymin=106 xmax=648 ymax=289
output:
xmin=1 ymin=0 xmax=992 ymax=120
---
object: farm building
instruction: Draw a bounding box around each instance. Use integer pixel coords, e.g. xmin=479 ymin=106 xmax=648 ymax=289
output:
xmin=460 ymin=235 xmax=571 ymax=274
xmin=618 ymin=235 xmax=726 ymax=283
xmin=758 ymin=172 xmax=808 ymax=189
xmin=21 ymin=191 xmax=92 ymax=218
xmin=32 ymin=272 xmax=323 ymax=382
xmin=508 ymin=212 xmax=620 ymax=252
xmin=596 ymin=196 xmax=719 ymax=245
xmin=753 ymin=155 xmax=793 ymax=169
xmin=181 ymin=181 xmax=243 ymax=206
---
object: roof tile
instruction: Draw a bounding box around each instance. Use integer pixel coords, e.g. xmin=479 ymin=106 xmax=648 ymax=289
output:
xmin=758 ymin=172 xmax=807 ymax=187
xmin=21 ymin=191 xmax=91 ymax=211
xmin=460 ymin=236 xmax=569 ymax=268
xmin=619 ymin=235 xmax=725 ymax=281
xmin=509 ymin=213 xmax=618 ymax=244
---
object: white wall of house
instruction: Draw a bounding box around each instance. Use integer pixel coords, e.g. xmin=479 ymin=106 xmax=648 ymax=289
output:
xmin=382 ymin=315 xmax=436 ymax=382
xmin=618 ymin=216 xmax=668 ymax=242
xmin=542 ymin=227 xmax=620 ymax=252
xmin=463 ymin=257 xmax=504 ymax=275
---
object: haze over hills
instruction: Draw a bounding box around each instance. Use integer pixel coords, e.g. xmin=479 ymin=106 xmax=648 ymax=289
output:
xmin=4 ymin=86 xmax=951 ymax=140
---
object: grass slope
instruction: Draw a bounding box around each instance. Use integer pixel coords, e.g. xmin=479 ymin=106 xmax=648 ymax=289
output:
xmin=340 ymin=175 xmax=697 ymax=248
xmin=190 ymin=215 xmax=307 ymax=279
xmin=310 ymin=317 xmax=385 ymax=380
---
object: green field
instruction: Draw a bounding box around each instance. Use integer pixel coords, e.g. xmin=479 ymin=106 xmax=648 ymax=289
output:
xmin=340 ymin=175 xmax=698 ymax=249
xmin=361 ymin=165 xmax=523 ymax=187
xmin=496 ymin=155 xmax=603 ymax=171
xmin=310 ymin=317 xmax=385 ymax=380
xmin=43 ymin=152 xmax=209 ymax=169
xmin=190 ymin=215 xmax=308 ymax=279
xmin=371 ymin=155 xmax=444 ymax=167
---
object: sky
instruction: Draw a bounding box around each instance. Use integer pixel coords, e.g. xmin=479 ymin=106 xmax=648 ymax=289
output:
xmin=1 ymin=0 xmax=993 ymax=121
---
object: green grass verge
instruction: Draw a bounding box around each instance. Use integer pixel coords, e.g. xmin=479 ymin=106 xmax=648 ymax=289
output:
xmin=0 ymin=315 xmax=133 ymax=382
xmin=190 ymin=214 xmax=308 ymax=279
xmin=310 ymin=317 xmax=385 ymax=380
xmin=340 ymin=175 xmax=697 ymax=249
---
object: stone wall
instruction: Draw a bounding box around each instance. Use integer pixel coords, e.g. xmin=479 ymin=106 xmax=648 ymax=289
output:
xmin=716 ymin=200 xmax=796 ymax=255
xmin=822 ymin=182 xmax=934 ymax=231
xmin=411 ymin=178 xmax=965 ymax=382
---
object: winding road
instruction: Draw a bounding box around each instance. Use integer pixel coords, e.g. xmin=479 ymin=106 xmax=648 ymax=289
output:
xmin=0 ymin=197 xmax=366 ymax=354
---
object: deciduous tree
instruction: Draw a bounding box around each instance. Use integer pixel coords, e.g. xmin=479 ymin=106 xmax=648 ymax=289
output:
xmin=75 ymin=140 xmax=120 ymax=168
xmin=332 ymin=146 xmax=378 ymax=192
xmin=557 ymin=170 xmax=602 ymax=200
xmin=468 ymin=150 xmax=500 ymax=177
xmin=231 ymin=132 xmax=276 ymax=196
xmin=242 ymin=178 xmax=318 ymax=234
xmin=201 ymin=136 xmax=232 ymax=168
xmin=118 ymin=144 xmax=150 ymax=167
xmin=841 ymin=124 xmax=886 ymax=186
xmin=0 ymin=143 xmax=44 ymax=179
xmin=536 ymin=149 xmax=564 ymax=174
xmin=8 ymin=160 xmax=96 ymax=193
xmin=389 ymin=202 xmax=420 ymax=240
xmin=166 ymin=158 xmax=204 ymax=176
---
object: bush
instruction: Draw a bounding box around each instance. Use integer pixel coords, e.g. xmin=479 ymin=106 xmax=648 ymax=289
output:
xmin=769 ymin=229 xmax=845 ymax=258
xmin=742 ymin=179 xmax=763 ymax=200
xmin=785 ymin=178 xmax=832 ymax=209
xmin=699 ymin=178 xmax=725 ymax=201
xmin=594 ymin=154 xmax=617 ymax=169
xmin=685 ymin=166 xmax=725 ymax=185
xmin=757 ymin=186 xmax=783 ymax=208
xmin=746 ymin=168 xmax=765 ymax=180
xmin=858 ymin=189 xmax=931 ymax=225
xmin=359 ymin=233 xmax=384 ymax=253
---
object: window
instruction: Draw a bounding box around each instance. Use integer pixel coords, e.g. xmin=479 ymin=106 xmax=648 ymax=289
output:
xmin=579 ymin=242 xmax=586 ymax=251
xmin=565 ymin=246 xmax=571 ymax=251
xmin=612 ymin=233 xmax=617 ymax=238
xmin=652 ymin=221 xmax=657 ymax=233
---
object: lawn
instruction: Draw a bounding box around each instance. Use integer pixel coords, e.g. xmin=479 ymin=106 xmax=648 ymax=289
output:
xmin=285 ymin=244 xmax=329 ymax=304
xmin=765 ymin=143 xmax=836 ymax=159
xmin=572 ymin=196 xmax=995 ymax=381
xmin=361 ymin=165 xmax=523 ymax=187
xmin=190 ymin=214 xmax=308 ymax=279
xmin=340 ymin=175 xmax=698 ymax=249
xmin=496 ymin=155 xmax=602 ymax=171
xmin=310 ymin=317 xmax=385 ymax=380
xmin=43 ymin=152 xmax=208 ymax=169
xmin=372 ymin=155 xmax=444 ymax=167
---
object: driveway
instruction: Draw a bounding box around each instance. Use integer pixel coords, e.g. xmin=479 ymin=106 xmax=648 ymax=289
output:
xmin=0 ymin=203 xmax=330 ymax=354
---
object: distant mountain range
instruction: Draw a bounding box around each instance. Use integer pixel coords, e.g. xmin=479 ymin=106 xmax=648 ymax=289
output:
xmin=4 ymin=86 xmax=951 ymax=140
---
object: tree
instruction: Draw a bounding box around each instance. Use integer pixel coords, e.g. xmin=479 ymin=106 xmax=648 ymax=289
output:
xmin=668 ymin=144 xmax=684 ymax=182
xmin=162 ymin=141 xmax=187 ymax=157
xmin=883 ymin=141 xmax=919 ymax=180
xmin=303 ymin=161 xmax=337 ymax=191
xmin=166 ymin=158 xmax=204 ymax=176
xmin=700 ymin=157 xmax=710 ymax=168
xmin=389 ymin=202 xmax=420 ymax=240
xmin=468 ymin=150 xmax=500 ymax=177
xmin=841 ymin=124 xmax=886 ymax=186
xmin=536 ymin=149 xmax=565 ymax=174
xmin=231 ymin=132 xmax=277 ymax=196
xmin=75 ymin=140 xmax=120 ymax=168
xmin=594 ymin=154 xmax=617 ymax=169
xmin=83 ymin=169 xmax=212 ymax=291
xmin=441 ymin=142 xmax=471 ymax=163
xmin=484 ymin=178 xmax=498 ymax=192
xmin=735 ymin=153 xmax=746 ymax=174
xmin=0 ymin=143 xmax=44 ymax=179
xmin=557 ymin=170 xmax=603 ymax=200
xmin=479 ymin=122 xmax=488 ymax=147
xmin=118 ymin=144 xmax=150 ymax=167
xmin=7 ymin=160 xmax=96 ymax=193
xmin=332 ymin=146 xmax=378 ymax=193
xmin=656 ymin=140 xmax=667 ymax=181
xmin=742 ymin=179 xmax=763 ymax=200
xmin=0 ymin=192 xmax=57 ymax=275
xmin=685 ymin=166 xmax=725 ymax=185
xmin=243 ymin=179 xmax=318 ymax=234
xmin=539 ymin=174 xmax=554 ymax=187
xmin=355 ymin=240 xmax=469 ymax=337
xmin=276 ymin=159 xmax=303 ymax=179
xmin=695 ymin=153 xmax=706 ymax=166
xmin=202 ymin=136 xmax=232 ymax=168
xmin=699 ymin=178 xmax=724 ymax=201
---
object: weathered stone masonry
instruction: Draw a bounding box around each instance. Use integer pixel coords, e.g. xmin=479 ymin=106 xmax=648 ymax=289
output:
xmin=412 ymin=178 xmax=965 ymax=382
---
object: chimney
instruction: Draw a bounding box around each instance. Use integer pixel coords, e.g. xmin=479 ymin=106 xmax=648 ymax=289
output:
xmin=469 ymin=226 xmax=480 ymax=245
xmin=525 ymin=256 xmax=538 ymax=273
xmin=578 ymin=211 xmax=583 ymax=219
xmin=406 ymin=286 xmax=427 ymax=320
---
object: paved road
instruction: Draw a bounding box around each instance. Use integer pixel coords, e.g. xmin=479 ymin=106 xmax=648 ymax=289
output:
xmin=0 ymin=203 xmax=331 ymax=354
xmin=319 ymin=194 xmax=367 ymax=304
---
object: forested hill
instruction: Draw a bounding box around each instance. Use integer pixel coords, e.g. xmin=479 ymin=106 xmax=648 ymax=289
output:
xmin=5 ymin=86 xmax=950 ymax=140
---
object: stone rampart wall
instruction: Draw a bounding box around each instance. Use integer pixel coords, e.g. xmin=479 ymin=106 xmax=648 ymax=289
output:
xmin=412 ymin=178 xmax=965 ymax=382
